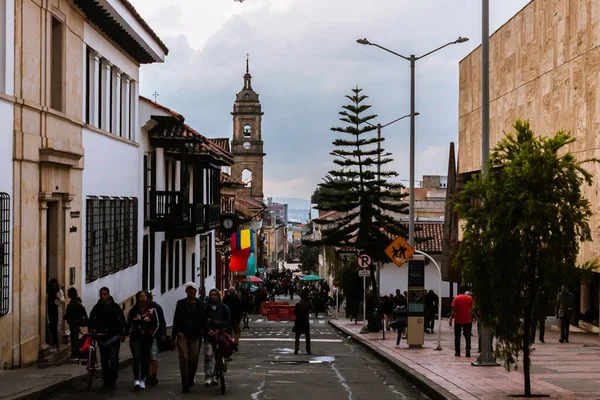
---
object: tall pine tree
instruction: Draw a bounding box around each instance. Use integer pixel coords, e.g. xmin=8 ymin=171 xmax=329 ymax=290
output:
xmin=308 ymin=87 xmax=408 ymax=293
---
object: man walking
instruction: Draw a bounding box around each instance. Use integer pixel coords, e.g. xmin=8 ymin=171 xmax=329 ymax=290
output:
xmin=88 ymin=287 xmax=127 ymax=389
xmin=172 ymin=282 xmax=206 ymax=393
xmin=449 ymin=286 xmax=475 ymax=357
xmin=556 ymin=285 xmax=574 ymax=343
xmin=146 ymin=291 xmax=166 ymax=386
xmin=223 ymin=287 xmax=243 ymax=346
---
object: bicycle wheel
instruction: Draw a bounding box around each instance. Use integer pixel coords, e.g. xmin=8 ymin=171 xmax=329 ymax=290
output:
xmin=87 ymin=349 xmax=96 ymax=391
xmin=219 ymin=367 xmax=225 ymax=395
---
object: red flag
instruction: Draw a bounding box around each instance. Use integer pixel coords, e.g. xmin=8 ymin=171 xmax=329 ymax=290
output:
xmin=229 ymin=247 xmax=251 ymax=272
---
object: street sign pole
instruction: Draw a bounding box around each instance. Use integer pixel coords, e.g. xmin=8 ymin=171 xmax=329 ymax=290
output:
xmin=363 ymin=275 xmax=366 ymax=328
xmin=357 ymin=253 xmax=372 ymax=334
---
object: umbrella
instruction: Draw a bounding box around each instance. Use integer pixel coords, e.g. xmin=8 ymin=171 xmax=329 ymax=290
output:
xmin=301 ymin=274 xmax=324 ymax=281
xmin=247 ymin=275 xmax=263 ymax=284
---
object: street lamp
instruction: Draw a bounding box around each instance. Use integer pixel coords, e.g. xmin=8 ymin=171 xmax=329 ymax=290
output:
xmin=357 ymin=36 xmax=469 ymax=246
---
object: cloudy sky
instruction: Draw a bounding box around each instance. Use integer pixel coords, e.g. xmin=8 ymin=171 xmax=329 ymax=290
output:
xmin=130 ymin=0 xmax=531 ymax=201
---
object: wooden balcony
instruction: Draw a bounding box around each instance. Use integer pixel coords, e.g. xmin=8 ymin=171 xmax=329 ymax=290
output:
xmin=149 ymin=191 xmax=220 ymax=238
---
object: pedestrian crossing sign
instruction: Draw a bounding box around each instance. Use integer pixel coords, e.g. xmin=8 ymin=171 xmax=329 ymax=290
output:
xmin=385 ymin=236 xmax=414 ymax=267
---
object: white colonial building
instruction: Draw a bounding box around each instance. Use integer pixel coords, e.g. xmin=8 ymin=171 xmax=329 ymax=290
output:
xmin=139 ymin=97 xmax=233 ymax=323
xmin=0 ymin=0 xmax=14 ymax=324
xmin=79 ymin=2 xmax=168 ymax=312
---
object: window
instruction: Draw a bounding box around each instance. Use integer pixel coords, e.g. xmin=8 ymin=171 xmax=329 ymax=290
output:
xmin=160 ymin=241 xmax=166 ymax=294
xmin=85 ymin=196 xmax=138 ymax=283
xmin=242 ymin=169 xmax=252 ymax=187
xmin=182 ymin=239 xmax=187 ymax=285
xmin=144 ymin=153 xmax=152 ymax=221
xmin=168 ymin=239 xmax=174 ymax=290
xmin=175 ymin=241 xmax=180 ymax=289
xmin=85 ymin=47 xmax=90 ymax=124
xmin=142 ymin=235 xmax=149 ymax=290
xmin=243 ymin=124 xmax=252 ymax=138
xmin=50 ymin=17 xmax=64 ymax=112
xmin=0 ymin=193 xmax=10 ymax=316
xmin=191 ymin=253 xmax=196 ymax=280
xmin=150 ymin=232 xmax=155 ymax=290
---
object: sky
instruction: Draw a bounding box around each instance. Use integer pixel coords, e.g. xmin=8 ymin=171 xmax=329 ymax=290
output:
xmin=130 ymin=0 xmax=532 ymax=201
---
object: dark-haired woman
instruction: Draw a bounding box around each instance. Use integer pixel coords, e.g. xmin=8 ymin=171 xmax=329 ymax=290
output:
xmin=293 ymin=289 xmax=312 ymax=355
xmin=63 ymin=287 xmax=87 ymax=360
xmin=47 ymin=279 xmax=65 ymax=352
xmin=127 ymin=291 xmax=159 ymax=391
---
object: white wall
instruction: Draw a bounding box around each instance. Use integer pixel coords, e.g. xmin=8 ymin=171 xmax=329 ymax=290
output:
xmin=83 ymin=22 xmax=139 ymax=81
xmin=379 ymin=255 xmax=455 ymax=299
xmin=0 ymin=100 xmax=13 ymax=314
xmin=81 ymin=128 xmax=142 ymax=310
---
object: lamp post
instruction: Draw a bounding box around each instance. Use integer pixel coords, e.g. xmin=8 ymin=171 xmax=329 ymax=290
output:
xmin=357 ymin=36 xmax=469 ymax=246
xmin=364 ymin=113 xmax=419 ymax=297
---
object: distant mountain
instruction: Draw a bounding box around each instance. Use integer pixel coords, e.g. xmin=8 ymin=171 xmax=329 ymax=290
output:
xmin=271 ymin=197 xmax=310 ymax=210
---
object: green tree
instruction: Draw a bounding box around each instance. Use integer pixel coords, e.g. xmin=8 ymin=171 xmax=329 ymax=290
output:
xmin=299 ymin=244 xmax=321 ymax=274
xmin=306 ymin=87 xmax=408 ymax=295
xmin=455 ymin=121 xmax=596 ymax=397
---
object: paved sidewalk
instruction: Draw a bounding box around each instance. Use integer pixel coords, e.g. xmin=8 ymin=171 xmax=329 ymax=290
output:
xmin=331 ymin=318 xmax=600 ymax=399
xmin=0 ymin=343 xmax=133 ymax=400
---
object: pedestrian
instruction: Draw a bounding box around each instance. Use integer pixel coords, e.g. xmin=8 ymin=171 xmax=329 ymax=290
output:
xmin=531 ymin=290 xmax=547 ymax=344
xmin=46 ymin=278 xmax=65 ymax=352
xmin=425 ymin=290 xmax=439 ymax=334
xmin=88 ymin=287 xmax=128 ymax=390
xmin=172 ymin=282 xmax=206 ymax=393
xmin=381 ymin=295 xmax=393 ymax=331
xmin=293 ymin=288 xmax=312 ymax=355
xmin=556 ymin=285 xmax=574 ymax=343
xmin=390 ymin=304 xmax=408 ymax=348
xmin=145 ymin=291 xmax=166 ymax=386
xmin=240 ymin=287 xmax=251 ymax=329
xmin=223 ymin=287 xmax=243 ymax=346
xmin=63 ymin=287 xmax=87 ymax=361
xmin=449 ymin=285 xmax=475 ymax=357
xmin=204 ymin=288 xmax=232 ymax=387
xmin=127 ymin=291 xmax=159 ymax=391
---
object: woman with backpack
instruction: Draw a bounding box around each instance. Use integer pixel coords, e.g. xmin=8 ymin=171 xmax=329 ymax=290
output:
xmin=63 ymin=287 xmax=87 ymax=361
xmin=127 ymin=291 xmax=159 ymax=391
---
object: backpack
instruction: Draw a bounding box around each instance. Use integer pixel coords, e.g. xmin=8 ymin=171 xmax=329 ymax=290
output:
xmin=78 ymin=307 xmax=88 ymax=327
xmin=217 ymin=331 xmax=238 ymax=358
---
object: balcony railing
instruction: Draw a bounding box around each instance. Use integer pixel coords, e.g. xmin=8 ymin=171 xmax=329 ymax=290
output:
xmin=150 ymin=190 xmax=220 ymax=235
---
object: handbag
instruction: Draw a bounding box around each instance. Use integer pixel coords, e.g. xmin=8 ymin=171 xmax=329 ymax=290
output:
xmin=157 ymin=335 xmax=172 ymax=352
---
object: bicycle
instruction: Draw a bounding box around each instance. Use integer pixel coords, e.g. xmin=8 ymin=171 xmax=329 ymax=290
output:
xmin=80 ymin=332 xmax=104 ymax=391
xmin=210 ymin=329 xmax=228 ymax=395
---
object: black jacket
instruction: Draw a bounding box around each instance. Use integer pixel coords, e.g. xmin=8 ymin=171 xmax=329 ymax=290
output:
xmin=172 ymin=298 xmax=206 ymax=340
xmin=88 ymin=297 xmax=127 ymax=339
xmin=222 ymin=294 xmax=242 ymax=324
xmin=151 ymin=301 xmax=167 ymax=338
xmin=293 ymin=299 xmax=311 ymax=334
xmin=64 ymin=297 xmax=87 ymax=326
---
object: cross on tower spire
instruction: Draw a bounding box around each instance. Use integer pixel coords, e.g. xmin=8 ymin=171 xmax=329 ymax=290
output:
xmin=243 ymin=54 xmax=252 ymax=90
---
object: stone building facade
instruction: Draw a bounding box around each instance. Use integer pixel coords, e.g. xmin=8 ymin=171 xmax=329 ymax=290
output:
xmin=458 ymin=0 xmax=600 ymax=316
xmin=0 ymin=0 xmax=167 ymax=368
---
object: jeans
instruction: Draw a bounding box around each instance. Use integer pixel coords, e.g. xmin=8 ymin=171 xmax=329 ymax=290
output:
xmin=99 ymin=338 xmax=120 ymax=385
xmin=560 ymin=314 xmax=571 ymax=341
xmin=204 ymin=339 xmax=215 ymax=378
xmin=531 ymin=318 xmax=546 ymax=342
xmin=454 ymin=323 xmax=472 ymax=355
xmin=177 ymin=335 xmax=200 ymax=388
xmin=130 ymin=338 xmax=152 ymax=381
xmin=232 ymin=323 xmax=241 ymax=345
xmin=295 ymin=331 xmax=311 ymax=352
xmin=68 ymin=322 xmax=80 ymax=357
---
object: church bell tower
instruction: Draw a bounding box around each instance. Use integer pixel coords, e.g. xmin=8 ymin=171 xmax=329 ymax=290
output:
xmin=231 ymin=56 xmax=265 ymax=202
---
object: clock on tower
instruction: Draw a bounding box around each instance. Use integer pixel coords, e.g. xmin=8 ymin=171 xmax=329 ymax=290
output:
xmin=231 ymin=55 xmax=265 ymax=202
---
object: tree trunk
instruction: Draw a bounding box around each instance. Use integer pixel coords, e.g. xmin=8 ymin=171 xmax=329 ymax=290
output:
xmin=522 ymin=290 xmax=534 ymax=397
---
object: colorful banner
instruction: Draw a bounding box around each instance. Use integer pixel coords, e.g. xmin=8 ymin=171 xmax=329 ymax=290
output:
xmin=246 ymin=253 xmax=256 ymax=276
xmin=231 ymin=229 xmax=255 ymax=252
xmin=230 ymin=247 xmax=251 ymax=272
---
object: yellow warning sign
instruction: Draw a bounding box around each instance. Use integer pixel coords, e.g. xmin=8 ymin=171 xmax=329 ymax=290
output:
xmin=385 ymin=236 xmax=415 ymax=267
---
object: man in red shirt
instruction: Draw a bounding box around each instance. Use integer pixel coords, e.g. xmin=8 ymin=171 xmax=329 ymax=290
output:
xmin=449 ymin=286 xmax=475 ymax=357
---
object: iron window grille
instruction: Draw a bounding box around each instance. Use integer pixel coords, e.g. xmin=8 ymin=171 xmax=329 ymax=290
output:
xmin=85 ymin=196 xmax=139 ymax=283
xmin=0 ymin=193 xmax=10 ymax=316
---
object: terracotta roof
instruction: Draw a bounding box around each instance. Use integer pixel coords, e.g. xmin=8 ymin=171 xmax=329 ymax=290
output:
xmin=119 ymin=0 xmax=169 ymax=55
xmin=236 ymin=193 xmax=265 ymax=209
xmin=140 ymin=96 xmax=183 ymax=119
xmin=209 ymin=138 xmax=230 ymax=152
xmin=234 ymin=194 xmax=265 ymax=220
xmin=143 ymin=99 xmax=234 ymax=165
xmin=335 ymin=221 xmax=444 ymax=254
xmin=220 ymin=172 xmax=246 ymax=187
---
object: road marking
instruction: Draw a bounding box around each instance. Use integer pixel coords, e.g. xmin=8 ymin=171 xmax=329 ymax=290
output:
xmin=255 ymin=319 xmax=265 ymax=322
xmin=239 ymin=338 xmax=342 ymax=343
